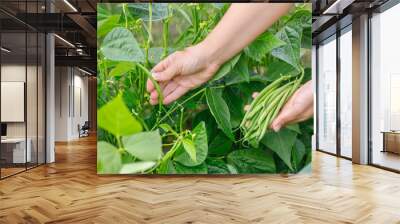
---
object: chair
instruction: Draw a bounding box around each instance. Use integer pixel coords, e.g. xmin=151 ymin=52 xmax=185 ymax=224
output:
xmin=78 ymin=121 xmax=90 ymax=138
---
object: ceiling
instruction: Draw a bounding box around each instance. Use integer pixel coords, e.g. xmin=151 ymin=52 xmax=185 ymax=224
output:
xmin=3 ymin=0 xmax=396 ymax=74
xmin=312 ymin=0 xmax=391 ymax=44
xmin=0 ymin=0 xmax=97 ymax=74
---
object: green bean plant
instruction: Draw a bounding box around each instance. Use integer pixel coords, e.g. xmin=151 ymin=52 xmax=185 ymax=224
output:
xmin=97 ymin=3 xmax=313 ymax=174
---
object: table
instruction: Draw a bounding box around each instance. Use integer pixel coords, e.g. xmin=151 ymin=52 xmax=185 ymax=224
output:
xmin=381 ymin=131 xmax=400 ymax=154
xmin=1 ymin=138 xmax=31 ymax=163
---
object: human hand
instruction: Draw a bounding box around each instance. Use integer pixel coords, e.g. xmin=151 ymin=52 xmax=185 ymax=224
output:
xmin=146 ymin=44 xmax=221 ymax=105
xmin=245 ymin=80 xmax=313 ymax=132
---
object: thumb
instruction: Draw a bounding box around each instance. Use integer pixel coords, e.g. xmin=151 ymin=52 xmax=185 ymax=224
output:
xmin=270 ymin=110 xmax=291 ymax=132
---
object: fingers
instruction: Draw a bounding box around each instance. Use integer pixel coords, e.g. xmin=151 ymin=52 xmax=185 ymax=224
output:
xmin=162 ymin=81 xmax=178 ymax=97
xmin=270 ymin=110 xmax=291 ymax=132
xmin=243 ymin=92 xmax=260 ymax=111
xmin=151 ymin=56 xmax=169 ymax=73
xmin=147 ymin=57 xmax=170 ymax=93
xmin=149 ymin=97 xmax=158 ymax=105
xmin=151 ymin=53 xmax=181 ymax=82
xmin=252 ymin=92 xmax=259 ymax=99
xmin=149 ymin=81 xmax=188 ymax=105
xmin=149 ymin=82 xmax=166 ymax=105
xmin=163 ymin=86 xmax=189 ymax=105
xmin=146 ymin=78 xmax=154 ymax=93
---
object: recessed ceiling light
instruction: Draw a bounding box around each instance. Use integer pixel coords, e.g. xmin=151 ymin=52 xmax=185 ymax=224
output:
xmin=63 ymin=0 xmax=78 ymax=12
xmin=323 ymin=0 xmax=354 ymax=15
xmin=78 ymin=67 xmax=92 ymax=76
xmin=54 ymin=34 xmax=75 ymax=48
xmin=1 ymin=47 xmax=11 ymax=53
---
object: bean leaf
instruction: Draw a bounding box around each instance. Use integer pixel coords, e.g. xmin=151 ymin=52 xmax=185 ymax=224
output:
xmin=109 ymin=61 xmax=135 ymax=77
xmin=174 ymin=162 xmax=208 ymax=174
xmin=227 ymin=148 xmax=276 ymax=173
xmin=210 ymin=54 xmax=241 ymax=82
xmin=122 ymin=130 xmax=162 ymax=161
xmin=174 ymin=122 xmax=208 ymax=166
xmin=286 ymin=124 xmax=301 ymax=134
xmin=98 ymin=95 xmax=142 ymax=137
xmin=208 ymin=132 xmax=233 ymax=156
xmin=98 ymin=15 xmax=121 ymax=37
xmin=271 ymin=26 xmax=301 ymax=70
xmin=261 ymin=128 xmax=297 ymax=171
xmin=244 ymin=31 xmax=285 ymax=62
xmin=292 ymin=139 xmax=306 ymax=171
xmin=206 ymin=158 xmax=230 ymax=174
xmin=223 ymin=87 xmax=245 ymax=128
xmin=97 ymin=141 xmax=122 ymax=174
xmin=224 ymin=55 xmax=250 ymax=85
xmin=119 ymin=161 xmax=156 ymax=174
xmin=101 ymin=27 xmax=145 ymax=62
xmin=127 ymin=3 xmax=168 ymax=21
xmin=205 ymin=88 xmax=234 ymax=140
xmin=182 ymin=138 xmax=197 ymax=162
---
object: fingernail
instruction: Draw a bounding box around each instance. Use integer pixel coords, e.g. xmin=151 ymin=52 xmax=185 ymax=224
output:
xmin=272 ymin=123 xmax=282 ymax=132
xmin=152 ymin=72 xmax=160 ymax=80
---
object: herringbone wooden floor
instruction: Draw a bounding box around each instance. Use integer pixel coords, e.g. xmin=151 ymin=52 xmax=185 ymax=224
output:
xmin=1 ymin=135 xmax=400 ymax=224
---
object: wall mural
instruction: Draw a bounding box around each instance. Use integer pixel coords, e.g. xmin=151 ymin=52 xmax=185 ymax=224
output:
xmin=97 ymin=3 xmax=313 ymax=174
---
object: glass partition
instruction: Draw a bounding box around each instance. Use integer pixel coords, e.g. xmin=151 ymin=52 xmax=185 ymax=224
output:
xmin=0 ymin=1 xmax=46 ymax=179
xmin=1 ymin=30 xmax=28 ymax=177
xmin=317 ymin=35 xmax=337 ymax=154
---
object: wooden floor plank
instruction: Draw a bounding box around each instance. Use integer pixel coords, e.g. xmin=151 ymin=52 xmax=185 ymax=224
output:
xmin=0 ymin=135 xmax=400 ymax=223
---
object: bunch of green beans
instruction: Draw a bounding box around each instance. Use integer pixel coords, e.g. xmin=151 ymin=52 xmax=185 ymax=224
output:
xmin=240 ymin=69 xmax=304 ymax=147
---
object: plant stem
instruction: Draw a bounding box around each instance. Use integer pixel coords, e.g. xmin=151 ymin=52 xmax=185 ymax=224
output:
xmin=122 ymin=3 xmax=128 ymax=28
xmin=145 ymin=3 xmax=153 ymax=67
xmin=179 ymin=107 xmax=184 ymax=133
xmin=116 ymin=135 xmax=123 ymax=149
xmin=162 ymin=6 xmax=170 ymax=59
xmin=147 ymin=140 xmax=181 ymax=174
xmin=152 ymin=88 xmax=205 ymax=130
xmin=161 ymin=141 xmax=181 ymax=164
xmin=135 ymin=63 xmax=163 ymax=110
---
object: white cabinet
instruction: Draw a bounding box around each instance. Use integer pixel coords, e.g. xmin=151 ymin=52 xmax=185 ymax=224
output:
xmin=1 ymin=138 xmax=32 ymax=163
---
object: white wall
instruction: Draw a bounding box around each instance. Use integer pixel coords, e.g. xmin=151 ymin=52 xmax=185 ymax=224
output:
xmin=1 ymin=65 xmax=37 ymax=138
xmin=55 ymin=66 xmax=69 ymax=141
xmin=1 ymin=63 xmax=46 ymax=164
xmin=54 ymin=67 xmax=89 ymax=141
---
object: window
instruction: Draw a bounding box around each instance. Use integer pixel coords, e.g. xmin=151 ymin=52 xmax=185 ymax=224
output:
xmin=339 ymin=27 xmax=352 ymax=158
xmin=317 ymin=35 xmax=337 ymax=154
xmin=370 ymin=3 xmax=400 ymax=171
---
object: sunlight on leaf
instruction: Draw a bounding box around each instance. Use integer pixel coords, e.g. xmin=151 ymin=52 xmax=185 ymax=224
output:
xmin=122 ymin=130 xmax=162 ymax=161
xmin=98 ymin=94 xmax=142 ymax=136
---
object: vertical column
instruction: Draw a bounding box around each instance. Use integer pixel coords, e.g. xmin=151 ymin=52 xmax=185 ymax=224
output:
xmin=312 ymin=45 xmax=317 ymax=151
xmin=352 ymin=14 xmax=369 ymax=164
xmin=336 ymin=29 xmax=341 ymax=157
xmin=46 ymin=1 xmax=55 ymax=163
